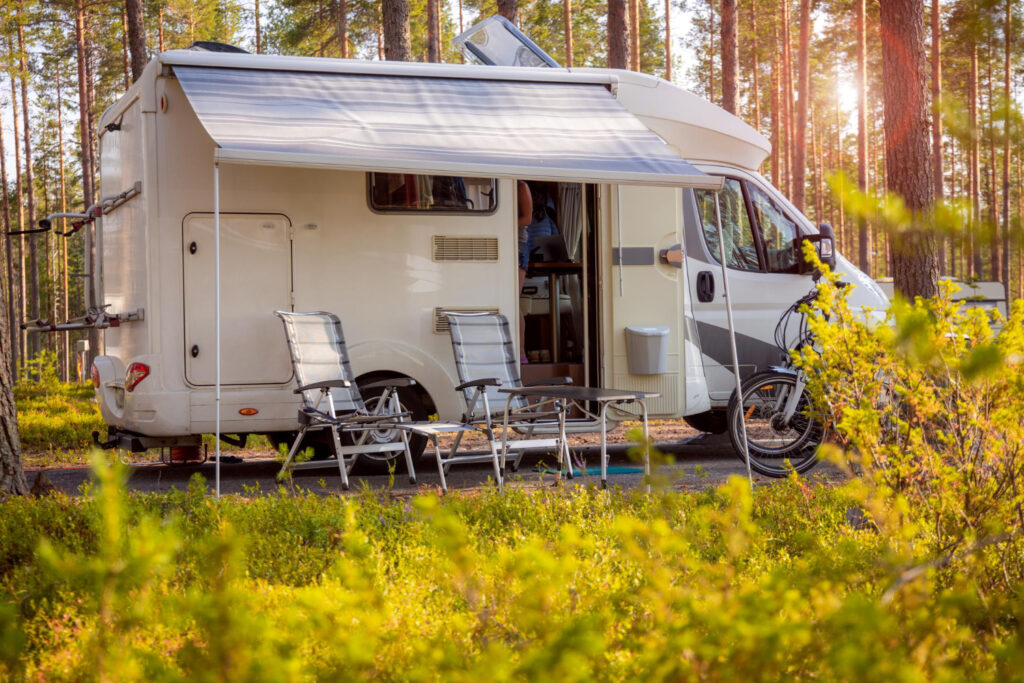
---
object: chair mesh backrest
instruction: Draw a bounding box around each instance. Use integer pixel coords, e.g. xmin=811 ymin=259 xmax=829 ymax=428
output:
xmin=276 ymin=311 xmax=365 ymax=414
xmin=446 ymin=313 xmax=527 ymax=418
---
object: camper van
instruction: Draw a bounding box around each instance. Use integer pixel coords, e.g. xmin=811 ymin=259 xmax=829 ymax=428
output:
xmin=78 ymin=29 xmax=886 ymax=461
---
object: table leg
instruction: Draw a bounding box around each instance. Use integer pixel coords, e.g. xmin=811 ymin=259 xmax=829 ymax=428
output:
xmin=600 ymin=401 xmax=609 ymax=490
xmin=432 ymin=435 xmax=447 ymax=494
xmin=559 ymin=398 xmax=573 ymax=479
xmin=641 ymin=400 xmax=651 ymax=494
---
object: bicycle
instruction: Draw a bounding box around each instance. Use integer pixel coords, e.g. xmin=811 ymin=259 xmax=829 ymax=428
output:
xmin=726 ymin=285 xmax=838 ymax=478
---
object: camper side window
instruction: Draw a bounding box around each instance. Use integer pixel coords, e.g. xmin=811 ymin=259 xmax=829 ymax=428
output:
xmin=368 ymin=173 xmax=497 ymax=213
xmin=695 ymin=179 xmax=760 ymax=272
xmin=747 ymin=185 xmax=801 ymax=273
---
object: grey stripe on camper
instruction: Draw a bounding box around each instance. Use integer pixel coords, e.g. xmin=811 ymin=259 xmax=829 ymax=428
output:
xmin=173 ymin=66 xmax=719 ymax=188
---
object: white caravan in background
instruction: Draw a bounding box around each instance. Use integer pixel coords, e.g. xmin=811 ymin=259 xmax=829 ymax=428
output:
xmin=50 ymin=21 xmax=885 ymax=461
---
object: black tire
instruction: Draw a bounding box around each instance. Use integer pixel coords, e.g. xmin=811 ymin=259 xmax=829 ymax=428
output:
xmin=726 ymin=371 xmax=822 ymax=478
xmin=347 ymin=383 xmax=428 ymax=475
xmin=683 ymin=410 xmax=728 ymax=434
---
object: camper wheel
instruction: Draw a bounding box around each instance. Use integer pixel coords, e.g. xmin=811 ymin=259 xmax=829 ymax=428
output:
xmin=683 ymin=410 xmax=728 ymax=435
xmin=348 ymin=373 xmax=432 ymax=474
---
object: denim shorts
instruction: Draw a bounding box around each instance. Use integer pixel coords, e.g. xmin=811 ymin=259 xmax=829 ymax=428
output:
xmin=518 ymin=241 xmax=530 ymax=270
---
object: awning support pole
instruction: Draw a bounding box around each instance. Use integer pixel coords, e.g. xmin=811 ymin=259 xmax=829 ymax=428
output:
xmin=215 ymin=161 xmax=221 ymax=499
xmin=713 ymin=193 xmax=753 ymax=491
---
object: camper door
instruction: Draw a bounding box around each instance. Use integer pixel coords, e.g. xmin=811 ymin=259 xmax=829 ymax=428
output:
xmin=604 ymin=185 xmax=709 ymax=418
xmin=183 ymin=212 xmax=294 ymax=386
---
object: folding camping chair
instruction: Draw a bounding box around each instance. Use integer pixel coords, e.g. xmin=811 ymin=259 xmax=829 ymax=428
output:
xmin=276 ymin=311 xmax=417 ymax=490
xmin=444 ymin=312 xmax=570 ymax=474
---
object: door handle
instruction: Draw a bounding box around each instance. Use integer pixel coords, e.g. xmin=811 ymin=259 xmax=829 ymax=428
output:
xmin=658 ymin=244 xmax=683 ymax=268
xmin=697 ymin=271 xmax=715 ymax=302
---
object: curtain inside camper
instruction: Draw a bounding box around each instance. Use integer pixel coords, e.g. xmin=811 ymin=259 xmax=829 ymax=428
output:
xmin=172 ymin=65 xmax=721 ymax=190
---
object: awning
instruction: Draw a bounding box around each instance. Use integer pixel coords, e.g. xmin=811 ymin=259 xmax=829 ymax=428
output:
xmin=173 ymin=66 xmax=722 ymax=190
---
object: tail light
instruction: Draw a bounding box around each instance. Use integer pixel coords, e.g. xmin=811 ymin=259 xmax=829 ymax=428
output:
xmin=90 ymin=364 xmax=100 ymax=388
xmin=125 ymin=362 xmax=150 ymax=392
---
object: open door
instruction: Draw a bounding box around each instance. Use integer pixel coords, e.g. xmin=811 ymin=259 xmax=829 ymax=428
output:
xmin=603 ymin=185 xmax=710 ymax=418
xmin=183 ymin=212 xmax=294 ymax=386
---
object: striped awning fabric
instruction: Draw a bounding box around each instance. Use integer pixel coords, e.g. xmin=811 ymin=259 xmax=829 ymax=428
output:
xmin=173 ymin=65 xmax=722 ymax=189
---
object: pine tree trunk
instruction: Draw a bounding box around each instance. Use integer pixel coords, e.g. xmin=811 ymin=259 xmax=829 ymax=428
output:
xmin=720 ymin=0 xmax=738 ymax=114
xmin=708 ymin=1 xmax=716 ymax=103
xmin=930 ymin=0 xmax=944 ymax=274
xmin=382 ymin=0 xmax=411 ymax=61
xmin=663 ymin=0 xmax=670 ymax=79
xmin=969 ymin=42 xmax=981 ymax=278
xmin=879 ymin=0 xmax=937 ymax=298
xmin=791 ymin=0 xmax=810 ymax=212
xmin=629 ymin=0 xmax=640 ymax=71
xmin=770 ymin=35 xmax=780 ymax=186
xmin=608 ymin=0 xmax=628 ymax=69
xmin=427 ymin=0 xmax=440 ymax=62
xmin=856 ymin=0 xmax=871 ymax=276
xmin=126 ymin=0 xmax=147 ymax=80
xmin=158 ymin=5 xmax=165 ymax=52
xmin=1001 ymin=0 xmax=1011 ymax=288
xmin=750 ymin=0 xmax=760 ymax=132
xmin=987 ymin=56 xmax=999 ymax=283
xmin=497 ymin=0 xmax=518 ymax=24
xmin=256 ymin=0 xmax=262 ymax=54
xmin=9 ymin=42 xmax=26 ymax=371
xmin=0 ymin=93 xmax=17 ymax=378
xmin=781 ymin=0 xmax=793 ymax=199
xmin=121 ymin=7 xmax=131 ymax=90
xmin=56 ymin=70 xmax=69 ymax=381
xmin=0 ymin=287 xmax=28 ymax=497
xmin=564 ymin=0 xmax=574 ymax=67
xmin=17 ymin=11 xmax=39 ymax=363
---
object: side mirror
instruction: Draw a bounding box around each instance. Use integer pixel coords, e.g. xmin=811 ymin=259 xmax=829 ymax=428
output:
xmin=794 ymin=223 xmax=837 ymax=277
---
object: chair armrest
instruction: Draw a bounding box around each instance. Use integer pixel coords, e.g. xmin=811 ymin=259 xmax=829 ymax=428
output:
xmin=294 ymin=379 xmax=352 ymax=394
xmin=362 ymin=377 xmax=417 ymax=390
xmin=455 ymin=377 xmax=501 ymax=392
xmin=525 ymin=376 xmax=573 ymax=387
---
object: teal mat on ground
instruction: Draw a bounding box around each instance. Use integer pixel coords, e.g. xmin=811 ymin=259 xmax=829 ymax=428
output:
xmin=532 ymin=466 xmax=644 ymax=475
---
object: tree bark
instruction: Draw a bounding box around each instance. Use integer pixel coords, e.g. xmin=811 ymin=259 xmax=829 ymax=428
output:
xmin=986 ymin=55 xmax=999 ymax=283
xmin=750 ymin=0 xmax=760 ymax=132
xmin=721 ymin=0 xmax=738 ymax=115
xmin=17 ymin=7 xmax=39 ymax=362
xmin=56 ymin=69 xmax=69 ymax=381
xmin=427 ymin=0 xmax=440 ymax=62
xmin=708 ymin=0 xmax=716 ymax=102
xmin=608 ymin=0 xmax=628 ymax=69
xmin=382 ymin=0 xmax=411 ymax=61
xmin=856 ymin=0 xmax=871 ymax=276
xmin=663 ymin=0 xmax=670 ymax=79
xmin=930 ymin=0 xmax=944 ymax=274
xmin=564 ymin=0 xmax=574 ymax=68
xmin=879 ymin=0 xmax=937 ymax=298
xmin=629 ymin=0 xmax=641 ymax=71
xmin=497 ymin=0 xmax=518 ymax=24
xmin=770 ymin=29 xmax=780 ymax=186
xmin=0 ymin=286 xmax=28 ymax=497
xmin=791 ymin=0 xmax=810 ymax=212
xmin=969 ymin=42 xmax=981 ymax=278
xmin=1001 ymin=0 xmax=1011 ymax=287
xmin=126 ymin=0 xmax=146 ymax=79
xmin=781 ymin=0 xmax=793 ymax=198
xmin=0 ymin=93 xmax=16 ymax=378
xmin=121 ymin=6 xmax=131 ymax=90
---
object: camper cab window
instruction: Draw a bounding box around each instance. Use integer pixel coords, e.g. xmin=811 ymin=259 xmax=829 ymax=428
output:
xmin=695 ymin=176 xmax=804 ymax=274
xmin=368 ymin=173 xmax=497 ymax=213
xmin=695 ymin=178 xmax=760 ymax=272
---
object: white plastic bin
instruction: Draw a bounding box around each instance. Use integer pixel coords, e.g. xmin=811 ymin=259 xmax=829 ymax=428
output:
xmin=624 ymin=326 xmax=669 ymax=374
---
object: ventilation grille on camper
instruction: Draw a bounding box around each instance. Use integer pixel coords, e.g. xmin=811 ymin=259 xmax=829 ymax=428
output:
xmin=433 ymin=307 xmax=500 ymax=334
xmin=431 ymin=235 xmax=499 ymax=262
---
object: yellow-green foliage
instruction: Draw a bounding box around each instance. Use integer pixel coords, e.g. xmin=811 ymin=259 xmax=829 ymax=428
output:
xmin=0 ymin=456 xmax=1022 ymax=680
xmin=795 ymin=245 xmax=1024 ymax=609
xmin=14 ymin=352 xmax=104 ymax=452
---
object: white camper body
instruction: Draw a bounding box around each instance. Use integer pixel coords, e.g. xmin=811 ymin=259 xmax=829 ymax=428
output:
xmin=89 ymin=49 xmax=886 ymax=453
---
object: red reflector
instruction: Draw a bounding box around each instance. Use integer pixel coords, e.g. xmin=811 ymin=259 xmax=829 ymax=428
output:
xmin=90 ymin=364 xmax=100 ymax=388
xmin=239 ymin=408 xmax=259 ymax=416
xmin=125 ymin=362 xmax=150 ymax=392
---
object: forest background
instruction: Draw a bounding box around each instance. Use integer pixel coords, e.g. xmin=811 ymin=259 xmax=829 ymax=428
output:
xmin=0 ymin=0 xmax=1021 ymax=384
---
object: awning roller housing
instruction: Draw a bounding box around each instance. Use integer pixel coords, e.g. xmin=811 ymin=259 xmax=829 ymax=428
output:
xmin=173 ymin=65 xmax=723 ymax=190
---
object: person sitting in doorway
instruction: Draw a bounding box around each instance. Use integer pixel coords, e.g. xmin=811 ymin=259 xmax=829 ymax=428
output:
xmin=516 ymin=180 xmax=533 ymax=364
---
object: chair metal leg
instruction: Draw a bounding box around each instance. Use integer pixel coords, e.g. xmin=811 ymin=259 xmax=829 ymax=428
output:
xmin=488 ymin=437 xmax=502 ymax=492
xmin=432 ymin=436 xmax=448 ymax=494
xmin=600 ymin=402 xmax=610 ymax=490
xmin=330 ymin=424 xmax=350 ymax=491
xmin=282 ymin=426 xmax=308 ymax=475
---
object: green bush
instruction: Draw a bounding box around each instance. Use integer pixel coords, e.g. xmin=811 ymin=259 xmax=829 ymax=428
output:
xmin=0 ymin=454 xmax=1021 ymax=679
xmin=14 ymin=352 xmax=104 ymax=453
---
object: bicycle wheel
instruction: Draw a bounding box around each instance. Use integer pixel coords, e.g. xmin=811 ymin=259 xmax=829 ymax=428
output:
xmin=727 ymin=371 xmax=823 ymax=477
